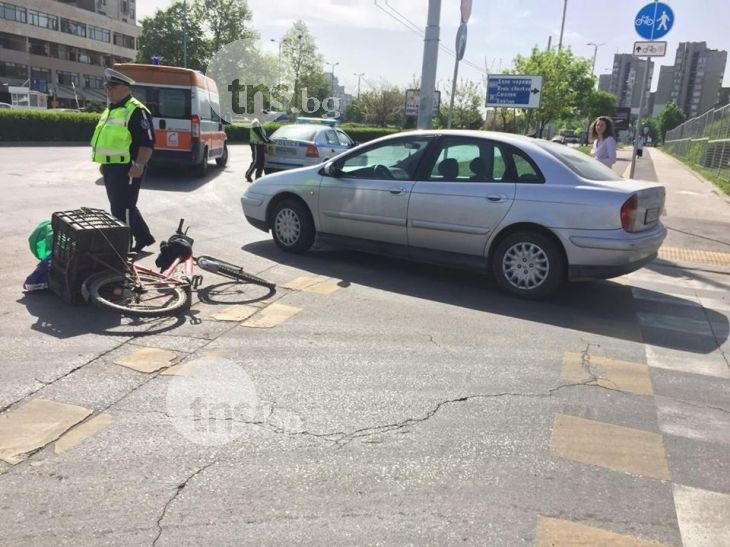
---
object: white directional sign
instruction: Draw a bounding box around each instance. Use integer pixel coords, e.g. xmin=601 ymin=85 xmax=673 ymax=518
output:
xmin=633 ymin=40 xmax=667 ymax=57
xmin=486 ymin=75 xmax=543 ymax=109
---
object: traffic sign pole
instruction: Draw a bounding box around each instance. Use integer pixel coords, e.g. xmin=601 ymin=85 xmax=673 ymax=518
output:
xmin=629 ymin=56 xmax=652 ymax=179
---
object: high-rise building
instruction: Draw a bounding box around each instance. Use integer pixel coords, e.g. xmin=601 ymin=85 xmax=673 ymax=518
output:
xmin=0 ymin=0 xmax=139 ymax=107
xmin=651 ymin=65 xmax=675 ymax=116
xmin=609 ymin=54 xmax=653 ymax=113
xmin=667 ymin=42 xmax=727 ymax=118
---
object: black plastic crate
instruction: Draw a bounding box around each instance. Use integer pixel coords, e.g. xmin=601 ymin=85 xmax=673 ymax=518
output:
xmin=51 ymin=208 xmax=129 ymax=270
xmin=49 ymin=208 xmax=130 ymax=304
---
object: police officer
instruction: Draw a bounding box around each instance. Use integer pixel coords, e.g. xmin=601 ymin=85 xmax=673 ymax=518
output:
xmin=245 ymin=111 xmax=271 ymax=182
xmin=91 ymin=67 xmax=155 ymax=252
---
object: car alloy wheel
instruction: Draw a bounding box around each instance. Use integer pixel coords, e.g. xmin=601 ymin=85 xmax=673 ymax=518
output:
xmin=271 ymin=199 xmax=315 ymax=253
xmin=492 ymin=231 xmax=565 ymax=299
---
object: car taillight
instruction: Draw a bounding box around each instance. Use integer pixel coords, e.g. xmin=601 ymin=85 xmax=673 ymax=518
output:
xmin=191 ymin=115 xmax=200 ymax=138
xmin=620 ymin=194 xmax=638 ymax=231
xmin=305 ymin=145 xmax=319 ymax=158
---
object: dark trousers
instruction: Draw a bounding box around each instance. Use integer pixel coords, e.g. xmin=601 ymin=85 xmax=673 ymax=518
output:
xmin=102 ymin=164 xmax=153 ymax=247
xmin=246 ymin=143 xmax=266 ymax=180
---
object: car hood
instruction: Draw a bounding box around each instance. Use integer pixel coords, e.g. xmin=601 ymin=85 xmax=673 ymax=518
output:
xmin=247 ymin=163 xmax=324 ymax=193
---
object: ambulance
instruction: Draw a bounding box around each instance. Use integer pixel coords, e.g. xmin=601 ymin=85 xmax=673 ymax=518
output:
xmin=113 ymin=63 xmax=228 ymax=176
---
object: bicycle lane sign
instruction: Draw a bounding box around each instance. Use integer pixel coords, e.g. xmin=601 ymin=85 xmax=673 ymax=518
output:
xmin=635 ymin=2 xmax=674 ymax=40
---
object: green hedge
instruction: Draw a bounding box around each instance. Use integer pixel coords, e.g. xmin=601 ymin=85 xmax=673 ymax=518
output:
xmin=0 ymin=110 xmax=401 ymax=144
xmin=0 ymin=110 xmax=99 ymax=142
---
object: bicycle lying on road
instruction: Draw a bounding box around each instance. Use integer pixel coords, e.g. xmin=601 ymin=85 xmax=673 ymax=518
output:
xmin=80 ymin=217 xmax=275 ymax=317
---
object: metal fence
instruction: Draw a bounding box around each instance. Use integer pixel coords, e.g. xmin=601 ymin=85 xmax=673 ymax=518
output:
xmin=664 ymin=103 xmax=730 ymax=184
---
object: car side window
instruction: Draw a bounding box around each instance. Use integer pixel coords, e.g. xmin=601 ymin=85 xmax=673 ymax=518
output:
xmin=336 ymin=130 xmax=352 ymax=147
xmin=506 ymin=147 xmax=544 ymax=183
xmin=337 ymin=138 xmax=431 ymax=180
xmin=428 ymin=143 xmax=482 ymax=181
xmin=324 ymin=130 xmax=339 ymax=146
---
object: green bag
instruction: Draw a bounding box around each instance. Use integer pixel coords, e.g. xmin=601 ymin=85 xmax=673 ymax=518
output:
xmin=29 ymin=220 xmax=53 ymax=260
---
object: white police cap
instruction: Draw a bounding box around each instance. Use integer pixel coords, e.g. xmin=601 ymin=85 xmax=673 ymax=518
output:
xmin=104 ymin=68 xmax=135 ymax=86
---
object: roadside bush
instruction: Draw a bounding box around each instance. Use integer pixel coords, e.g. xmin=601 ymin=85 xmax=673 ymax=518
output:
xmin=0 ymin=110 xmax=99 ymax=142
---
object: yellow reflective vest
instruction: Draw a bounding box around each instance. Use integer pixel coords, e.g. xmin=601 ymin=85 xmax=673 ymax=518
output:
xmin=90 ymin=96 xmax=150 ymax=164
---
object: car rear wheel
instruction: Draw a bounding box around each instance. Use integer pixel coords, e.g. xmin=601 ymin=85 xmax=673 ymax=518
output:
xmin=215 ymin=143 xmax=228 ymax=167
xmin=491 ymin=231 xmax=565 ymax=299
xmin=196 ymin=148 xmax=209 ymax=177
xmin=271 ymin=199 xmax=315 ymax=253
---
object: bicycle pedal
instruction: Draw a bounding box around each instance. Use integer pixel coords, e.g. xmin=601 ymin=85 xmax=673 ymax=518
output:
xmin=192 ymin=274 xmax=204 ymax=289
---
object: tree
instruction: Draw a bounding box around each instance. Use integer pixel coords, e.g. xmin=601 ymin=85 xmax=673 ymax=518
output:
xmin=438 ymin=78 xmax=484 ymax=129
xmin=358 ymin=85 xmax=405 ymax=127
xmin=136 ymin=2 xmax=210 ymax=71
xmin=193 ymin=0 xmax=258 ymax=53
xmin=280 ymin=21 xmax=325 ymax=113
xmin=581 ymin=89 xmax=617 ymax=123
xmin=511 ymin=47 xmax=595 ymax=137
xmin=656 ymin=101 xmax=685 ymax=142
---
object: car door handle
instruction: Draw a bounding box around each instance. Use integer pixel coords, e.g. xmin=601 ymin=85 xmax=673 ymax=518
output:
xmin=486 ymin=194 xmax=508 ymax=202
xmin=390 ymin=187 xmax=407 ymax=195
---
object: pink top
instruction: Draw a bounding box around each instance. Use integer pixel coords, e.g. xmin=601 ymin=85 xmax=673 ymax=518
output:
xmin=591 ymin=136 xmax=617 ymax=168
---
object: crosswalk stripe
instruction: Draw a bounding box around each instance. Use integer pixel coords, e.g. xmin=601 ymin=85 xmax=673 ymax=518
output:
xmin=537 ymin=515 xmax=668 ymax=546
xmin=561 ymin=352 xmax=654 ymax=396
xmin=645 ymin=345 xmax=730 ymax=379
xmin=673 ymin=484 xmax=730 ymax=547
xmin=637 ymin=312 xmax=724 ymax=337
xmin=550 ymin=414 xmax=671 ymax=480
xmin=656 ymin=396 xmax=730 ymax=447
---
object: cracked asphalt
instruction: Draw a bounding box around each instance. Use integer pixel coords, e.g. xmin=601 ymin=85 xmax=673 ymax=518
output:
xmin=0 ymin=145 xmax=728 ymax=546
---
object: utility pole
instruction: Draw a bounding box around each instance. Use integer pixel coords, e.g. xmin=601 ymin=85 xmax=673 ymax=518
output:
xmin=183 ymin=0 xmax=188 ymax=67
xmin=353 ymin=72 xmax=364 ymax=99
xmin=558 ymin=0 xmax=567 ymax=51
xmin=417 ymin=0 xmax=441 ymax=129
xmin=587 ymin=41 xmax=605 ymax=75
xmin=328 ymin=62 xmax=339 ymax=97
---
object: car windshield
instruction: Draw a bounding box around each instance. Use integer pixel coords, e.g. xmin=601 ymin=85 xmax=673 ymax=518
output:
xmin=271 ymin=125 xmax=318 ymax=142
xmin=534 ymin=141 xmax=623 ymax=181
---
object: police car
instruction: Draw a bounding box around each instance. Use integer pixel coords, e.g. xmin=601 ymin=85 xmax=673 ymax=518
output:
xmin=264 ymin=123 xmax=355 ymax=174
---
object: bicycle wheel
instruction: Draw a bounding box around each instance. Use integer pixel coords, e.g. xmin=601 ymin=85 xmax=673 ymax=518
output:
xmin=83 ymin=271 xmax=192 ymax=317
xmin=196 ymin=256 xmax=276 ymax=290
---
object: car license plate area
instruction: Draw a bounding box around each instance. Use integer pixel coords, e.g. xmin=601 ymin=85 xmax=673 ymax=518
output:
xmin=275 ymin=147 xmax=298 ymax=156
xmin=644 ymin=207 xmax=660 ymax=224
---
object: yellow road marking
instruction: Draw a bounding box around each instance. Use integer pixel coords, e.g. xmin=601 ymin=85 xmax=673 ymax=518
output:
xmin=659 ymin=246 xmax=730 ymax=266
xmin=0 ymin=399 xmax=92 ymax=464
xmin=241 ymin=302 xmax=301 ymax=328
xmin=551 ymin=414 xmax=671 ymax=481
xmin=211 ymin=304 xmax=259 ymax=322
xmin=113 ymin=347 xmax=178 ymax=373
xmin=562 ymin=352 xmax=654 ymax=396
xmin=54 ymin=413 xmax=114 ymax=454
xmin=537 ymin=516 xmax=667 ymax=546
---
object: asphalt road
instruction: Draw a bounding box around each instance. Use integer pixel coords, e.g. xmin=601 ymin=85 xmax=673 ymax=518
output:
xmin=0 ymin=144 xmax=728 ymax=546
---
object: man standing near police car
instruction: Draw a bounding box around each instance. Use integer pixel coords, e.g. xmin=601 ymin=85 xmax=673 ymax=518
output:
xmin=91 ymin=68 xmax=155 ymax=252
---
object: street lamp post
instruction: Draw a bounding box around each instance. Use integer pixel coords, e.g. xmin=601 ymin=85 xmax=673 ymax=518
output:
xmin=587 ymin=41 xmax=605 ymax=75
xmin=270 ymin=38 xmax=282 ymax=86
xmin=353 ymin=72 xmax=364 ymax=99
xmin=328 ymin=61 xmax=339 ymax=97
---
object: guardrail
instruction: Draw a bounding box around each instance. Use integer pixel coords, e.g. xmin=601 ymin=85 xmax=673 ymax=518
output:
xmin=664 ymin=103 xmax=730 ymax=184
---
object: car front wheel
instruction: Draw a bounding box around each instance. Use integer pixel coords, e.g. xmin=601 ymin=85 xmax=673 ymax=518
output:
xmin=271 ymin=199 xmax=315 ymax=253
xmin=491 ymin=231 xmax=565 ymax=299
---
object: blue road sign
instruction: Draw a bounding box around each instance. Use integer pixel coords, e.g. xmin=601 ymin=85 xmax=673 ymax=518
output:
xmin=635 ymin=2 xmax=674 ymax=40
xmin=486 ymin=75 xmax=542 ymax=109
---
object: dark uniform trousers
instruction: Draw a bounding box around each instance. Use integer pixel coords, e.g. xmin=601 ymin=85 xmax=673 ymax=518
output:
xmin=246 ymin=143 xmax=266 ymax=180
xmin=102 ymin=163 xmax=153 ymax=246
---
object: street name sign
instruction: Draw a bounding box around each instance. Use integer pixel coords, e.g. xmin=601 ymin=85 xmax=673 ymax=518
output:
xmin=486 ymin=75 xmax=542 ymax=109
xmin=634 ymin=2 xmax=674 ymax=40
xmin=633 ymin=40 xmax=667 ymax=57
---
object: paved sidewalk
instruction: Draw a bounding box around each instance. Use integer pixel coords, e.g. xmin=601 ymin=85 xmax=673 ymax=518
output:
xmin=618 ymin=146 xmax=730 ymax=271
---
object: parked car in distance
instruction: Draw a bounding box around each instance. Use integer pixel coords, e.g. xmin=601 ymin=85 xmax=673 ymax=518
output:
xmin=264 ymin=124 xmax=355 ymax=174
xmin=242 ymin=130 xmax=667 ymax=299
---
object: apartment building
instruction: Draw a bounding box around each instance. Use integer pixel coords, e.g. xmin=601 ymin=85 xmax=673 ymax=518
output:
xmin=608 ymin=54 xmax=653 ymax=113
xmin=0 ymin=0 xmax=139 ymax=107
xmin=665 ymin=42 xmax=726 ymax=118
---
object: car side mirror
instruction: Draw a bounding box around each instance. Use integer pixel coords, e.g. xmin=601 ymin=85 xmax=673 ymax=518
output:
xmin=321 ymin=161 xmax=342 ymax=177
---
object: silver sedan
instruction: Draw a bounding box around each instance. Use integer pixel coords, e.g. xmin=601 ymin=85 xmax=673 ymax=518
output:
xmin=263 ymin=124 xmax=355 ymax=173
xmin=242 ymin=130 xmax=666 ymax=299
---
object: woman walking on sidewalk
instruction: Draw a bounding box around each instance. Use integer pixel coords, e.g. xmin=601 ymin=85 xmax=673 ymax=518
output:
xmin=589 ymin=116 xmax=617 ymax=168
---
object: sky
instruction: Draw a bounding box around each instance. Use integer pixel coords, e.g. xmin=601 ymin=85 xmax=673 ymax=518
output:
xmin=137 ymin=0 xmax=730 ymax=96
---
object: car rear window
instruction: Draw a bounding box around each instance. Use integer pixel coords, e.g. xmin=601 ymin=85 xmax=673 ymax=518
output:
xmin=534 ymin=141 xmax=623 ymax=181
xmin=272 ymin=125 xmax=318 ymax=141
